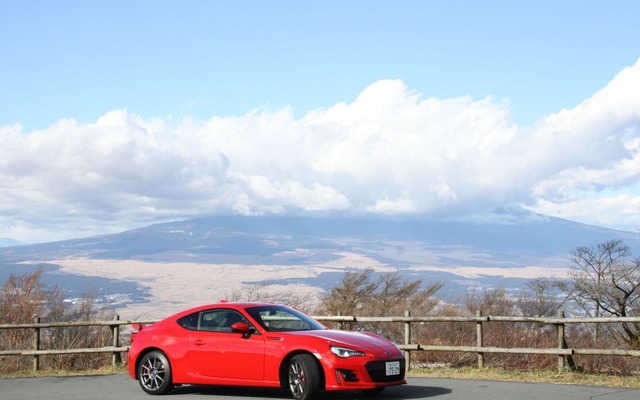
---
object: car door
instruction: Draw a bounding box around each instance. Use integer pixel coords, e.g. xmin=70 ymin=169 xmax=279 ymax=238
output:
xmin=186 ymin=309 xmax=265 ymax=380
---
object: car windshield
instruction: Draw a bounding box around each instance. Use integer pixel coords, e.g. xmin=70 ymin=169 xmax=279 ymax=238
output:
xmin=245 ymin=305 xmax=326 ymax=332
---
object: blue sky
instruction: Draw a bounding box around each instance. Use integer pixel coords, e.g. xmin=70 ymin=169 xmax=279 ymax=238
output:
xmin=3 ymin=1 xmax=638 ymax=129
xmin=1 ymin=1 xmax=640 ymax=243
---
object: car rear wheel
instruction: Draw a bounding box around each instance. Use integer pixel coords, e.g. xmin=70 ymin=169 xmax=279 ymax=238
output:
xmin=288 ymin=354 xmax=320 ymax=400
xmin=138 ymin=350 xmax=174 ymax=395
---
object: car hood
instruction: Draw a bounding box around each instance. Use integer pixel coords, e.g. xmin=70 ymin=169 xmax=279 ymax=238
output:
xmin=289 ymin=330 xmax=402 ymax=357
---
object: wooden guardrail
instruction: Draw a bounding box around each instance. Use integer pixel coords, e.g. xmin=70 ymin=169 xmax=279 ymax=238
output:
xmin=323 ymin=311 xmax=640 ymax=372
xmin=2 ymin=312 xmax=640 ymax=372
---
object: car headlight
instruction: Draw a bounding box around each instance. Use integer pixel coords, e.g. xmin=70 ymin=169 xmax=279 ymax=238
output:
xmin=330 ymin=345 xmax=365 ymax=358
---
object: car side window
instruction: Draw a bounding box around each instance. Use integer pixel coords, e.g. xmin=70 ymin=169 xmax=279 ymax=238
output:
xmin=177 ymin=312 xmax=199 ymax=330
xmin=257 ymin=309 xmax=313 ymax=331
xmin=197 ymin=310 xmax=248 ymax=333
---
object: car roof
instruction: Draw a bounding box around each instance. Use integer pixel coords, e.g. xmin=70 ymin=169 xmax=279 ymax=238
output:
xmin=169 ymin=301 xmax=284 ymax=319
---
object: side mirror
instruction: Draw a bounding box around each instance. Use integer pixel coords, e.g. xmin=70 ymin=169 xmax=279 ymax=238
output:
xmin=231 ymin=321 xmax=251 ymax=334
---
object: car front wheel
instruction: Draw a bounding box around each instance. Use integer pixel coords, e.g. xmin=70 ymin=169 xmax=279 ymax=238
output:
xmin=138 ymin=350 xmax=174 ymax=395
xmin=288 ymin=354 xmax=320 ymax=400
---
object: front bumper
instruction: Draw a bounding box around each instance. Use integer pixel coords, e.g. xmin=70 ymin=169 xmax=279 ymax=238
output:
xmin=323 ymin=357 xmax=406 ymax=390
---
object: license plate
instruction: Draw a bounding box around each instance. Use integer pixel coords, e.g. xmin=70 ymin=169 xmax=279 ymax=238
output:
xmin=385 ymin=361 xmax=400 ymax=376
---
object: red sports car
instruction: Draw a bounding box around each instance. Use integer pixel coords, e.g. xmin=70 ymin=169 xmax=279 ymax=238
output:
xmin=127 ymin=302 xmax=406 ymax=399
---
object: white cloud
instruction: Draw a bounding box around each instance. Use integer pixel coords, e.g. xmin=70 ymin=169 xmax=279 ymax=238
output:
xmin=523 ymin=59 xmax=640 ymax=229
xmin=531 ymin=194 xmax=640 ymax=232
xmin=2 ymin=59 xmax=640 ymax=243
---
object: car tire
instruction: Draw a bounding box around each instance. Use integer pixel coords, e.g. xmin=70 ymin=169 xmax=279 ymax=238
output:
xmin=288 ymin=354 xmax=320 ymax=400
xmin=138 ymin=350 xmax=174 ymax=395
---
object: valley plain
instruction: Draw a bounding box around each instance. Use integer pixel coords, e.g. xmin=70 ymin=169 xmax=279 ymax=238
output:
xmin=2 ymin=213 xmax=638 ymax=319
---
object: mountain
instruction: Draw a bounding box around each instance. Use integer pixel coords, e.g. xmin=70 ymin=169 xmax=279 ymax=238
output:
xmin=3 ymin=212 xmax=638 ymax=265
xmin=0 ymin=238 xmax=23 ymax=248
xmin=1 ymin=212 xmax=639 ymax=316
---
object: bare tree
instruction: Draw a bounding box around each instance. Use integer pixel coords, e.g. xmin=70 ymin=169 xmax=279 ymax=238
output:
xmin=0 ymin=268 xmax=64 ymax=325
xmin=462 ymin=286 xmax=514 ymax=316
xmin=1 ymin=269 xmax=122 ymax=372
xmin=517 ymin=278 xmax=567 ymax=317
xmin=317 ymin=269 xmax=380 ymax=316
xmin=376 ymin=272 xmax=442 ymax=314
xmin=0 ymin=268 xmax=65 ymax=372
xmin=48 ymin=294 xmax=117 ymax=370
xmin=317 ymin=269 xmax=443 ymax=342
xmin=567 ymin=240 xmax=640 ymax=348
xmin=318 ymin=269 xmax=442 ymax=316
xmin=224 ymin=284 xmax=315 ymax=311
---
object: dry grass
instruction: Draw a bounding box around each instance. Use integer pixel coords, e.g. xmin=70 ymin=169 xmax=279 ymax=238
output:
xmin=0 ymin=364 xmax=127 ymax=379
xmin=409 ymin=367 xmax=640 ymax=389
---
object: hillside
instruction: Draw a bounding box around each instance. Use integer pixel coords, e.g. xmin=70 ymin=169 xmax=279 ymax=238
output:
xmin=1 ymin=212 xmax=638 ymax=318
xmin=0 ymin=238 xmax=23 ymax=248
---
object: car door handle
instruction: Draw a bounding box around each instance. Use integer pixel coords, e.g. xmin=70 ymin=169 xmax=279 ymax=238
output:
xmin=193 ymin=339 xmax=205 ymax=346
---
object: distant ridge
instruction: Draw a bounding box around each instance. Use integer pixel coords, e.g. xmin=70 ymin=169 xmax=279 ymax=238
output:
xmin=0 ymin=238 xmax=23 ymax=248
xmin=1 ymin=211 xmax=638 ymax=267
xmin=0 ymin=211 xmax=638 ymax=308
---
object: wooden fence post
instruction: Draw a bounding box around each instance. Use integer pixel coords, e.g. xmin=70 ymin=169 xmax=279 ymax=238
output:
xmin=404 ymin=310 xmax=411 ymax=372
xmin=476 ymin=310 xmax=484 ymax=368
xmin=112 ymin=315 xmax=121 ymax=365
xmin=4 ymin=314 xmax=640 ymax=373
xmin=557 ymin=310 xmax=565 ymax=372
xmin=33 ymin=317 xmax=40 ymax=371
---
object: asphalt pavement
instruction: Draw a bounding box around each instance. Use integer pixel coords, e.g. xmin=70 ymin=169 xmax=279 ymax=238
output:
xmin=1 ymin=374 xmax=639 ymax=400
